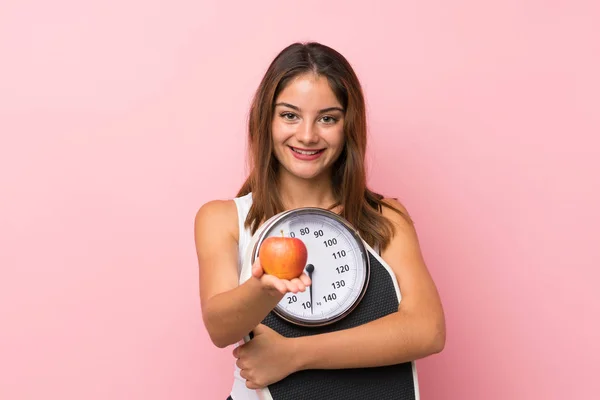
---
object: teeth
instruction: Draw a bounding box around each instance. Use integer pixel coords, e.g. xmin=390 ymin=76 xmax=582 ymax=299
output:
xmin=292 ymin=148 xmax=320 ymax=155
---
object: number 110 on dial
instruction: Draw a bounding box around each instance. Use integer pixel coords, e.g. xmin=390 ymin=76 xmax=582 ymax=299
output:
xmin=262 ymin=208 xmax=370 ymax=327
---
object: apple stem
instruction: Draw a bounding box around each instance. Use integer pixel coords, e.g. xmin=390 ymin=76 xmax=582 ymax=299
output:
xmin=281 ymin=229 xmax=284 ymax=237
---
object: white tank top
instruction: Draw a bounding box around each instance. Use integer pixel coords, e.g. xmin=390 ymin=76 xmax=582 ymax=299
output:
xmin=230 ymin=192 xmax=261 ymax=400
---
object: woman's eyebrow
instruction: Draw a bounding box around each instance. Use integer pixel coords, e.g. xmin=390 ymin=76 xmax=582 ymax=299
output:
xmin=274 ymin=102 xmax=345 ymax=113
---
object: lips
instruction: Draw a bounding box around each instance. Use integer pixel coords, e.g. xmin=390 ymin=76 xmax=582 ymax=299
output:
xmin=289 ymin=146 xmax=325 ymax=155
xmin=288 ymin=146 xmax=325 ymax=161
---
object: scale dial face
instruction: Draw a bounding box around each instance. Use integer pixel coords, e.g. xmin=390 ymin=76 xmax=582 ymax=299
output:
xmin=252 ymin=208 xmax=370 ymax=327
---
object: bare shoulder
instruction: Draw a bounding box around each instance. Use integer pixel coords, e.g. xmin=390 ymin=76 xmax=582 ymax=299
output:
xmin=194 ymin=198 xmax=239 ymax=242
xmin=379 ymin=197 xmax=441 ymax=306
xmin=379 ymin=197 xmax=427 ymax=281
xmin=194 ymin=198 xmax=241 ymax=304
xmin=380 ymin=197 xmax=416 ymax=236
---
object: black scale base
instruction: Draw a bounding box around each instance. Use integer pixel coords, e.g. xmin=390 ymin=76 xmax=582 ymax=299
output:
xmin=252 ymin=251 xmax=417 ymax=400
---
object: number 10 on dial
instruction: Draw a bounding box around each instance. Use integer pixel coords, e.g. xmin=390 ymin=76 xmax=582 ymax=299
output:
xmin=251 ymin=208 xmax=371 ymax=327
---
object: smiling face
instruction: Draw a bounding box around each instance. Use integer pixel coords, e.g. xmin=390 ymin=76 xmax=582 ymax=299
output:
xmin=271 ymin=73 xmax=346 ymax=181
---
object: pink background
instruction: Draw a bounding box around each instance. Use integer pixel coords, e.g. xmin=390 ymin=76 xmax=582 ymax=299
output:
xmin=1 ymin=1 xmax=599 ymax=399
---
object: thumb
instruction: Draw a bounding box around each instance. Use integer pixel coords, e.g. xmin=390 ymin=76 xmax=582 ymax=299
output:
xmin=252 ymin=323 xmax=270 ymax=336
xmin=252 ymin=258 xmax=264 ymax=278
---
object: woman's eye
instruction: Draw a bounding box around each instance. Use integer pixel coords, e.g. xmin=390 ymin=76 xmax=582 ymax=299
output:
xmin=321 ymin=116 xmax=337 ymax=124
xmin=281 ymin=112 xmax=297 ymax=120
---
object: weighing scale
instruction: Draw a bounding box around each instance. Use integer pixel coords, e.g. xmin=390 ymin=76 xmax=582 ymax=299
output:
xmin=241 ymin=207 xmax=420 ymax=400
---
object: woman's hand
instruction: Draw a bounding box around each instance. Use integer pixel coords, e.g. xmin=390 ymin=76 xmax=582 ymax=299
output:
xmin=252 ymin=258 xmax=312 ymax=297
xmin=233 ymin=324 xmax=300 ymax=389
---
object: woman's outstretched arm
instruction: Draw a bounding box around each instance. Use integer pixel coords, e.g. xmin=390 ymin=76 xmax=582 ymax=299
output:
xmin=195 ymin=200 xmax=310 ymax=348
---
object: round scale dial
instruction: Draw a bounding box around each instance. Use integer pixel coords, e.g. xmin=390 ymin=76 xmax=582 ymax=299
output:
xmin=252 ymin=208 xmax=370 ymax=327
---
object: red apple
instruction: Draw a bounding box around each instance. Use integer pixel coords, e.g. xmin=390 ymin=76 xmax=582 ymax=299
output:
xmin=258 ymin=231 xmax=308 ymax=280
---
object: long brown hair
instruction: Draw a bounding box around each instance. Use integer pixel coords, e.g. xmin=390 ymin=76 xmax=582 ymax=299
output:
xmin=237 ymin=42 xmax=410 ymax=250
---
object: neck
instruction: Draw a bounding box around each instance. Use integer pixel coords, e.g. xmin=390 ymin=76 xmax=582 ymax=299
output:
xmin=276 ymin=168 xmax=337 ymax=211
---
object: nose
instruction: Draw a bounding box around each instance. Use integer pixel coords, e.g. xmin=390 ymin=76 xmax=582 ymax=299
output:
xmin=296 ymin=120 xmax=319 ymax=145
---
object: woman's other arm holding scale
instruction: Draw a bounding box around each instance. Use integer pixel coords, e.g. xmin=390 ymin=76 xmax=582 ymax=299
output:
xmin=292 ymin=199 xmax=446 ymax=369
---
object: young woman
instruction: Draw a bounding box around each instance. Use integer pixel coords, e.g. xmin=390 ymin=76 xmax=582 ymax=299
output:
xmin=195 ymin=42 xmax=446 ymax=400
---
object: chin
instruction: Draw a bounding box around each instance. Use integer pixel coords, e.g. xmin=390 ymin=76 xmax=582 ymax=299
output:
xmin=284 ymin=164 xmax=328 ymax=181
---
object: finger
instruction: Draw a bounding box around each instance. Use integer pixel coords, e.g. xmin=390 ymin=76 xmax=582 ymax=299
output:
xmin=252 ymin=323 xmax=267 ymax=335
xmin=239 ymin=369 xmax=249 ymax=380
xmin=291 ymin=278 xmax=306 ymax=292
xmin=236 ymin=358 xmax=244 ymax=369
xmin=284 ymin=280 xmax=301 ymax=293
xmin=278 ymin=279 xmax=289 ymax=294
xmin=246 ymin=380 xmax=261 ymax=389
xmin=299 ymin=273 xmax=312 ymax=286
xmin=232 ymin=344 xmax=243 ymax=359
